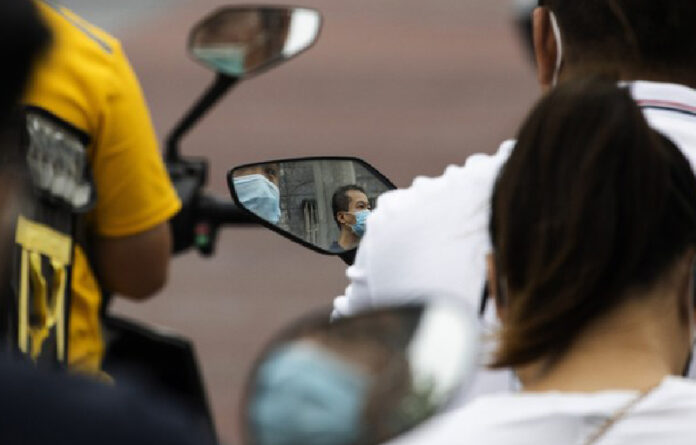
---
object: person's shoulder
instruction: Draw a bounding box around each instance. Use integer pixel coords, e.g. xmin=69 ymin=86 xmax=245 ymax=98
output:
xmin=0 ymin=357 xmax=212 ymax=445
xmin=35 ymin=0 xmax=124 ymax=64
xmin=648 ymin=376 xmax=696 ymax=410
xmin=385 ymin=394 xmax=517 ymax=445
xmin=370 ymin=140 xmax=515 ymax=226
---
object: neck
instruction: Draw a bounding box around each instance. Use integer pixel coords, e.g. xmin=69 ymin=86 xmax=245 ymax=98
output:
xmin=338 ymin=229 xmax=359 ymax=250
xmin=518 ymin=294 xmax=690 ymax=393
xmin=560 ymin=63 xmax=696 ymax=90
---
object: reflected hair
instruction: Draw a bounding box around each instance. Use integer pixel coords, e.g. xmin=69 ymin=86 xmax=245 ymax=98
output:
xmin=489 ymin=77 xmax=696 ymax=369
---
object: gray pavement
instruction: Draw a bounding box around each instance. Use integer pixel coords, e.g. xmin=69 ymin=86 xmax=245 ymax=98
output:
xmin=57 ymin=0 xmax=539 ymax=442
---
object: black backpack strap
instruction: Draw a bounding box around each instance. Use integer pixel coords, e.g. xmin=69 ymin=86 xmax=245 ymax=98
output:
xmin=1 ymin=107 xmax=95 ymax=368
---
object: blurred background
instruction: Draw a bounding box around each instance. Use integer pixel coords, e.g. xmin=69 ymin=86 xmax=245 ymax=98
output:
xmin=61 ymin=0 xmax=537 ymax=441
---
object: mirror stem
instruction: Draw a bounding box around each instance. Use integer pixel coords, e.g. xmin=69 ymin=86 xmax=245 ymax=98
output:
xmin=166 ymin=74 xmax=239 ymax=162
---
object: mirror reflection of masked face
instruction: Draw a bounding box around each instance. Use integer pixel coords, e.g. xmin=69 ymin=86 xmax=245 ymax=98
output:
xmin=250 ymin=341 xmax=369 ymax=445
xmin=192 ymin=9 xmax=291 ymax=76
xmin=249 ymin=308 xmax=420 ymax=445
xmin=332 ymin=186 xmax=371 ymax=252
xmin=233 ymin=164 xmax=282 ymax=224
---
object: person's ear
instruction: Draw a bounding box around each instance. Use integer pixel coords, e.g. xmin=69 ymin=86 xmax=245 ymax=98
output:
xmin=337 ymin=211 xmax=354 ymax=227
xmin=532 ymin=7 xmax=558 ymax=91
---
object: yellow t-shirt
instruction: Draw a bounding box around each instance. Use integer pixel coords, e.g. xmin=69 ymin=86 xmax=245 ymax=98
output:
xmin=24 ymin=1 xmax=182 ymax=373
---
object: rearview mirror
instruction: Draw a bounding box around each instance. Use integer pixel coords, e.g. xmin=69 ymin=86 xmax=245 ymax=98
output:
xmin=242 ymin=301 xmax=479 ymax=445
xmin=227 ymin=157 xmax=395 ymax=255
xmin=189 ymin=6 xmax=322 ymax=78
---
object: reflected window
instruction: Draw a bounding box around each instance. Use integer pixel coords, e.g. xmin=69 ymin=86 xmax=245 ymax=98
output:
xmin=301 ymin=199 xmax=319 ymax=245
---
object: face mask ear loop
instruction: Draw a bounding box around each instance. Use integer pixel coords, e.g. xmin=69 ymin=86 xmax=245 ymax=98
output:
xmin=549 ymin=11 xmax=564 ymax=86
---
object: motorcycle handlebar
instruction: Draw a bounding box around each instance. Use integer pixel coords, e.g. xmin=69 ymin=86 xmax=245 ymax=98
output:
xmin=197 ymin=194 xmax=257 ymax=226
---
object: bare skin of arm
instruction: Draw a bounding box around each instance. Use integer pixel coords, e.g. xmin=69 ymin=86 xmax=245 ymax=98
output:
xmin=95 ymin=222 xmax=172 ymax=300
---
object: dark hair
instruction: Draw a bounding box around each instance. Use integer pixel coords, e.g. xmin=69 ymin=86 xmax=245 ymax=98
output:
xmin=489 ymin=78 xmax=696 ymax=369
xmin=331 ymin=185 xmax=367 ymax=228
xmin=539 ymin=0 xmax=696 ymax=83
xmin=0 ymin=0 xmax=51 ymax=124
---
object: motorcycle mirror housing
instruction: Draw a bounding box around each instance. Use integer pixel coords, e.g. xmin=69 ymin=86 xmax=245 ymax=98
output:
xmin=241 ymin=300 xmax=479 ymax=445
xmin=227 ymin=157 xmax=396 ymax=260
xmin=189 ymin=6 xmax=322 ymax=79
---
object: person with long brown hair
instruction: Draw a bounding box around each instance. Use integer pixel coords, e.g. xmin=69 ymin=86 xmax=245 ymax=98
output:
xmin=333 ymin=0 xmax=696 ymax=404
xmin=390 ymin=78 xmax=696 ymax=444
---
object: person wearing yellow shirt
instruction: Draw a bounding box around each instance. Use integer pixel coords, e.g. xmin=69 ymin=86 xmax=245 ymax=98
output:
xmin=23 ymin=0 xmax=181 ymax=375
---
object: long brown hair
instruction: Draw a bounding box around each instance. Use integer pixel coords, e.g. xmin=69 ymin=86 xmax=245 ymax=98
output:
xmin=490 ymin=78 xmax=696 ymax=369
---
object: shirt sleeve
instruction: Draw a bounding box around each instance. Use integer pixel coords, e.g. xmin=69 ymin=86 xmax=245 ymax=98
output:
xmin=332 ymin=141 xmax=516 ymax=319
xmin=91 ymin=41 xmax=181 ymax=237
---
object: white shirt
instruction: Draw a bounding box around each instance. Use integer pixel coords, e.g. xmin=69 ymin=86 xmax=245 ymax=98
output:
xmin=332 ymin=81 xmax=696 ymax=397
xmin=389 ymin=376 xmax=696 ymax=445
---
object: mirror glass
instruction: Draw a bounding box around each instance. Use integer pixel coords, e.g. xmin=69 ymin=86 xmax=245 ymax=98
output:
xmin=189 ymin=7 xmax=321 ymax=78
xmin=228 ymin=158 xmax=395 ymax=254
xmin=243 ymin=301 xmax=479 ymax=445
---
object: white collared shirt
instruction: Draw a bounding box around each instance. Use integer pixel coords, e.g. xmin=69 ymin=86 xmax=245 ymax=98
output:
xmin=388 ymin=376 xmax=696 ymax=445
xmin=332 ymin=81 xmax=696 ymax=401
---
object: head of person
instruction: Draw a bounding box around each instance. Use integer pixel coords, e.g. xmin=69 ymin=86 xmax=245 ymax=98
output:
xmin=0 ymin=0 xmax=50 ymax=269
xmin=331 ymin=185 xmax=371 ymax=246
xmin=0 ymin=0 xmax=50 ymax=125
xmin=233 ymin=164 xmax=281 ymax=224
xmin=532 ymin=1 xmax=696 ymax=89
xmin=489 ymin=78 xmax=696 ymax=382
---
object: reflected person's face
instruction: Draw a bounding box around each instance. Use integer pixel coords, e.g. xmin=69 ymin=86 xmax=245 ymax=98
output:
xmin=339 ymin=191 xmax=370 ymax=226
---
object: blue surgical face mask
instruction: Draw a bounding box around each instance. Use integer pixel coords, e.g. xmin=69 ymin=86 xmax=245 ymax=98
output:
xmin=234 ymin=174 xmax=281 ymax=224
xmin=192 ymin=46 xmax=247 ymax=77
xmin=250 ymin=342 xmax=369 ymax=445
xmin=350 ymin=210 xmax=371 ymax=238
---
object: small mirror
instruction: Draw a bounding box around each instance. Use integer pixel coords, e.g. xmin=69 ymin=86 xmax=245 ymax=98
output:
xmin=189 ymin=7 xmax=322 ymax=78
xmin=227 ymin=157 xmax=395 ymax=254
xmin=243 ymin=301 xmax=479 ymax=445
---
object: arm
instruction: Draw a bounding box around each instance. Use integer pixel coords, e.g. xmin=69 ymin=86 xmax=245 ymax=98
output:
xmin=95 ymin=223 xmax=172 ymax=300
xmin=91 ymin=41 xmax=181 ymax=300
xmin=332 ymin=237 xmax=374 ymax=319
xmin=332 ymin=141 xmax=516 ymax=319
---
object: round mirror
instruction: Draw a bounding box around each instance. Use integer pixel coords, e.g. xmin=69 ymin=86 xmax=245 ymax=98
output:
xmin=242 ymin=301 xmax=479 ymax=445
xmin=189 ymin=7 xmax=322 ymax=78
xmin=227 ymin=157 xmax=396 ymax=255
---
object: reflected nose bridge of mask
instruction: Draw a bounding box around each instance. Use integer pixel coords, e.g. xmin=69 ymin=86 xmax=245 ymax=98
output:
xmin=16 ymin=216 xmax=70 ymax=362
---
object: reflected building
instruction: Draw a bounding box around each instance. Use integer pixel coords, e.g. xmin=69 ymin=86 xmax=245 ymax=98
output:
xmin=278 ymin=161 xmax=384 ymax=249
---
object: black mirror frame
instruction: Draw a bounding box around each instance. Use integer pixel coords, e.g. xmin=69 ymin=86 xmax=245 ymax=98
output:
xmin=187 ymin=5 xmax=324 ymax=81
xmin=227 ymin=156 xmax=397 ymax=257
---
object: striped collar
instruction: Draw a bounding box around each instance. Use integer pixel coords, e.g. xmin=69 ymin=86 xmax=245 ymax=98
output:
xmin=627 ymin=81 xmax=696 ymax=117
